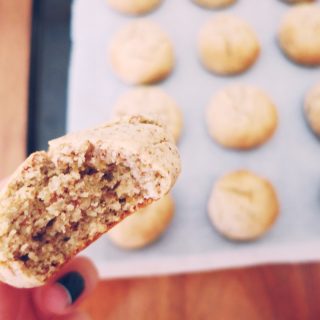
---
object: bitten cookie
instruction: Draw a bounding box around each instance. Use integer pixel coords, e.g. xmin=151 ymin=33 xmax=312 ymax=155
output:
xmin=278 ymin=4 xmax=320 ymax=65
xmin=113 ymin=87 xmax=183 ymax=142
xmin=107 ymin=0 xmax=161 ymax=15
xmin=304 ymin=82 xmax=320 ymax=136
xmin=0 ymin=116 xmax=181 ymax=288
xmin=198 ymin=14 xmax=260 ymax=75
xmin=108 ymin=194 xmax=174 ymax=249
xmin=208 ymin=170 xmax=279 ymax=241
xmin=206 ymin=84 xmax=278 ymax=149
xmin=109 ymin=20 xmax=174 ymax=84
xmin=192 ymin=0 xmax=235 ymax=9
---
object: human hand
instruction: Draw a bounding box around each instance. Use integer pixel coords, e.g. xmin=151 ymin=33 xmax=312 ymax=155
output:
xmin=0 ymin=257 xmax=98 ymax=320
xmin=0 ymin=179 xmax=98 ymax=320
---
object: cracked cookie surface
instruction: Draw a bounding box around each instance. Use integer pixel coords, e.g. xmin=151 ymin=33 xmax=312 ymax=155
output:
xmin=109 ymin=20 xmax=174 ymax=84
xmin=208 ymin=170 xmax=279 ymax=241
xmin=278 ymin=4 xmax=320 ymax=65
xmin=206 ymin=84 xmax=278 ymax=150
xmin=113 ymin=87 xmax=183 ymax=143
xmin=193 ymin=0 xmax=235 ymax=9
xmin=304 ymin=82 xmax=320 ymax=136
xmin=198 ymin=14 xmax=260 ymax=75
xmin=107 ymin=0 xmax=161 ymax=15
xmin=108 ymin=194 xmax=174 ymax=249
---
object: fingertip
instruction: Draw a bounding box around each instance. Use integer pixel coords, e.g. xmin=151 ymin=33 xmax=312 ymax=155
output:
xmin=33 ymin=283 xmax=71 ymax=316
xmin=32 ymin=257 xmax=98 ymax=316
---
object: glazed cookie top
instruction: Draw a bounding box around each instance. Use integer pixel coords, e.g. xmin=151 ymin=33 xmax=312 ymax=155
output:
xmin=192 ymin=0 xmax=235 ymax=9
xmin=198 ymin=14 xmax=260 ymax=75
xmin=109 ymin=20 xmax=174 ymax=84
xmin=206 ymin=84 xmax=278 ymax=150
xmin=106 ymin=0 xmax=161 ymax=15
xmin=304 ymin=82 xmax=320 ymax=136
xmin=208 ymin=170 xmax=279 ymax=241
xmin=278 ymin=4 xmax=320 ymax=65
xmin=113 ymin=87 xmax=183 ymax=142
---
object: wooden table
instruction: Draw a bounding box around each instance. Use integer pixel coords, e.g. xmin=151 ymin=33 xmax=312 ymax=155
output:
xmin=1 ymin=2 xmax=320 ymax=319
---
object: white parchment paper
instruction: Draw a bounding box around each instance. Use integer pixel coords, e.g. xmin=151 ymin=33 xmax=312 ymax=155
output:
xmin=68 ymin=0 xmax=320 ymax=279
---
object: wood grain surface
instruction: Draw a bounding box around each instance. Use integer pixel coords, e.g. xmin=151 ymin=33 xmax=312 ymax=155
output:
xmin=1 ymin=1 xmax=320 ymax=320
xmin=80 ymin=264 xmax=320 ymax=320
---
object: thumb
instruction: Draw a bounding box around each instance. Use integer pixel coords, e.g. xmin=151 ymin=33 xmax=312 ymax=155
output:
xmin=32 ymin=257 xmax=98 ymax=318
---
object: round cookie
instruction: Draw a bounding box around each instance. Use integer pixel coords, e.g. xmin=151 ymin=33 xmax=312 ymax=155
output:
xmin=198 ymin=14 xmax=260 ymax=75
xmin=192 ymin=0 xmax=235 ymax=9
xmin=107 ymin=0 xmax=161 ymax=15
xmin=109 ymin=20 xmax=174 ymax=85
xmin=208 ymin=170 xmax=279 ymax=241
xmin=304 ymin=82 xmax=320 ymax=136
xmin=278 ymin=5 xmax=320 ymax=66
xmin=280 ymin=0 xmax=315 ymax=5
xmin=108 ymin=195 xmax=174 ymax=249
xmin=206 ymin=84 xmax=278 ymax=150
xmin=113 ymin=87 xmax=183 ymax=142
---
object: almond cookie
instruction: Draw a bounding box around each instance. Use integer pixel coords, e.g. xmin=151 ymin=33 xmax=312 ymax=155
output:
xmin=0 ymin=116 xmax=181 ymax=288
xmin=304 ymin=82 xmax=320 ymax=136
xmin=107 ymin=0 xmax=161 ymax=15
xmin=198 ymin=14 xmax=260 ymax=75
xmin=279 ymin=0 xmax=315 ymax=5
xmin=208 ymin=170 xmax=279 ymax=241
xmin=109 ymin=20 xmax=174 ymax=84
xmin=108 ymin=194 xmax=174 ymax=249
xmin=192 ymin=0 xmax=235 ymax=9
xmin=281 ymin=0 xmax=315 ymax=4
xmin=113 ymin=87 xmax=183 ymax=142
xmin=206 ymin=84 xmax=278 ymax=149
xmin=278 ymin=4 xmax=320 ymax=65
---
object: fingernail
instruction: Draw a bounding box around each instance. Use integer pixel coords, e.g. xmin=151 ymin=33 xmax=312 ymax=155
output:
xmin=56 ymin=272 xmax=85 ymax=304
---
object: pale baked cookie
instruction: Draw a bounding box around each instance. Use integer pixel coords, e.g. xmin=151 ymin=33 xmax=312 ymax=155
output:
xmin=206 ymin=84 xmax=278 ymax=149
xmin=109 ymin=20 xmax=174 ymax=84
xmin=0 ymin=116 xmax=181 ymax=288
xmin=107 ymin=0 xmax=161 ymax=15
xmin=304 ymin=82 xmax=320 ymax=136
xmin=193 ymin=0 xmax=235 ymax=9
xmin=208 ymin=170 xmax=279 ymax=241
xmin=280 ymin=0 xmax=315 ymax=5
xmin=198 ymin=14 xmax=260 ymax=75
xmin=108 ymin=194 xmax=174 ymax=249
xmin=113 ymin=87 xmax=183 ymax=142
xmin=278 ymin=5 xmax=320 ymax=65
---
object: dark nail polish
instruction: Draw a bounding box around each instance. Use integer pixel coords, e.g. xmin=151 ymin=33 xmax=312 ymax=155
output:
xmin=57 ymin=272 xmax=85 ymax=304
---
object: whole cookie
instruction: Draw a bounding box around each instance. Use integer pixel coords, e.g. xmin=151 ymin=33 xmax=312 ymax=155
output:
xmin=208 ymin=170 xmax=279 ymax=241
xmin=206 ymin=84 xmax=278 ymax=149
xmin=198 ymin=14 xmax=260 ymax=75
xmin=109 ymin=20 xmax=174 ymax=84
xmin=278 ymin=5 xmax=320 ymax=65
xmin=108 ymin=195 xmax=174 ymax=249
xmin=107 ymin=0 xmax=161 ymax=15
xmin=280 ymin=0 xmax=315 ymax=5
xmin=192 ymin=0 xmax=235 ymax=9
xmin=304 ymin=82 xmax=320 ymax=136
xmin=113 ymin=87 xmax=183 ymax=142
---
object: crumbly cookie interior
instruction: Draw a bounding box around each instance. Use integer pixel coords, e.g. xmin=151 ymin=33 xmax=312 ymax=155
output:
xmin=0 ymin=142 xmax=158 ymax=282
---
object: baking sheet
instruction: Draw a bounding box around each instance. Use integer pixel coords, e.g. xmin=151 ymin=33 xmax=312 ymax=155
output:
xmin=68 ymin=0 xmax=320 ymax=279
